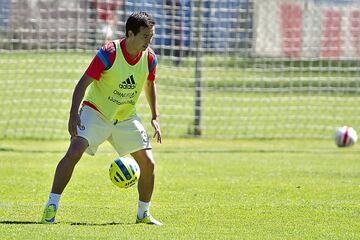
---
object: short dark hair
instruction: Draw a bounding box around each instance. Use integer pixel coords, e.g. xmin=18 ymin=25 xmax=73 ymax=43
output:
xmin=125 ymin=12 xmax=155 ymax=37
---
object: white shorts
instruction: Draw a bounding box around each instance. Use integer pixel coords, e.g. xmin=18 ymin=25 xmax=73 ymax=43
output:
xmin=76 ymin=105 xmax=151 ymax=156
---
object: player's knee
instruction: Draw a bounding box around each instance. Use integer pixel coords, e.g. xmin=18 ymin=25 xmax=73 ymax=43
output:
xmin=142 ymin=156 xmax=155 ymax=172
xmin=63 ymin=137 xmax=88 ymax=162
xmin=64 ymin=145 xmax=85 ymax=163
xmin=132 ymin=150 xmax=156 ymax=173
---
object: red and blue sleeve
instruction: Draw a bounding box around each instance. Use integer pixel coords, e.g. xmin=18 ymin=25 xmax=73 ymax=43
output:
xmin=147 ymin=48 xmax=157 ymax=81
xmin=85 ymin=42 xmax=116 ymax=80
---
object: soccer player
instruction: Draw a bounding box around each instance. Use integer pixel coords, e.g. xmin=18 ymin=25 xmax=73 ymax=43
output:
xmin=41 ymin=12 xmax=163 ymax=225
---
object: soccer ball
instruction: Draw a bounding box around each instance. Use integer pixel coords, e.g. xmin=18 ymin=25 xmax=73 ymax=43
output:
xmin=334 ymin=126 xmax=358 ymax=147
xmin=109 ymin=157 xmax=140 ymax=188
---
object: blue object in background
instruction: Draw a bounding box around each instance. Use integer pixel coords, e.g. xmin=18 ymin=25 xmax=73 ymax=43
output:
xmin=0 ymin=1 xmax=10 ymax=27
xmin=124 ymin=0 xmax=193 ymax=51
xmin=122 ymin=0 xmax=252 ymax=54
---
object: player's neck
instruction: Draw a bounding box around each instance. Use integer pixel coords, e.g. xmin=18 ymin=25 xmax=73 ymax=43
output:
xmin=125 ymin=39 xmax=140 ymax=60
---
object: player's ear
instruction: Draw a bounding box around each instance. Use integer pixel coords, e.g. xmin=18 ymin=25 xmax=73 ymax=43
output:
xmin=128 ymin=30 xmax=135 ymax=38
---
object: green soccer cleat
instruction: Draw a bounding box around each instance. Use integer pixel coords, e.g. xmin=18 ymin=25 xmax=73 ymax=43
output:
xmin=41 ymin=204 xmax=57 ymax=224
xmin=136 ymin=215 xmax=163 ymax=226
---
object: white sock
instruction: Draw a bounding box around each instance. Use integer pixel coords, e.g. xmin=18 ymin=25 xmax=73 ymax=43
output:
xmin=46 ymin=193 xmax=61 ymax=210
xmin=137 ymin=200 xmax=151 ymax=219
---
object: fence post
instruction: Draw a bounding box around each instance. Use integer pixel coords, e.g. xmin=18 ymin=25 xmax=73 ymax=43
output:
xmin=194 ymin=0 xmax=203 ymax=136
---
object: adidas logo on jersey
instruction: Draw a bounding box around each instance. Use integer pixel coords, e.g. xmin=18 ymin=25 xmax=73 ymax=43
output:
xmin=119 ymin=75 xmax=136 ymax=89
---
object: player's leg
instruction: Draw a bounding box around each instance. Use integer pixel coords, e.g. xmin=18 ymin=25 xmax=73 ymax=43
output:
xmin=41 ymin=105 xmax=111 ymax=224
xmin=109 ymin=116 xmax=162 ymax=225
xmin=131 ymin=149 xmax=162 ymax=225
xmin=41 ymin=136 xmax=88 ymax=223
xmin=131 ymin=149 xmax=155 ymax=202
xmin=51 ymin=136 xmax=89 ymax=194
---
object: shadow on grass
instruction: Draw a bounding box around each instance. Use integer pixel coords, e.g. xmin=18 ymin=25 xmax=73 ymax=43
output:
xmin=0 ymin=221 xmax=132 ymax=226
xmin=67 ymin=221 xmax=133 ymax=226
xmin=0 ymin=221 xmax=41 ymax=225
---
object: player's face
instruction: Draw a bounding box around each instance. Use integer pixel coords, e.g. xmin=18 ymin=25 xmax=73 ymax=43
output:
xmin=131 ymin=26 xmax=154 ymax=52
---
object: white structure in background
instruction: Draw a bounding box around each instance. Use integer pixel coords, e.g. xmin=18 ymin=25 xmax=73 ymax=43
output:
xmin=254 ymin=0 xmax=360 ymax=59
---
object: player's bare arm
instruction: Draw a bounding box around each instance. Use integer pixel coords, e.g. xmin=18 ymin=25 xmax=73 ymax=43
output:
xmin=144 ymin=80 xmax=161 ymax=144
xmin=68 ymin=74 xmax=94 ymax=137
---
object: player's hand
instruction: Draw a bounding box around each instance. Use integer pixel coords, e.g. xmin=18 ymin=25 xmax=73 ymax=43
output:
xmin=151 ymin=118 xmax=162 ymax=144
xmin=68 ymin=113 xmax=82 ymax=137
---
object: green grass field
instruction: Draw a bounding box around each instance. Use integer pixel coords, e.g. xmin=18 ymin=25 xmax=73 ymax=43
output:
xmin=1 ymin=51 xmax=359 ymax=238
xmin=1 ymin=138 xmax=359 ymax=239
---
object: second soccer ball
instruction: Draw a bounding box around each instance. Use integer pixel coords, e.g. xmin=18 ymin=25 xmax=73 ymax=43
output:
xmin=334 ymin=126 xmax=358 ymax=147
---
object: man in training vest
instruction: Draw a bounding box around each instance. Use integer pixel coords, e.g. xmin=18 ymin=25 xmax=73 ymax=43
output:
xmin=41 ymin=12 xmax=163 ymax=225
